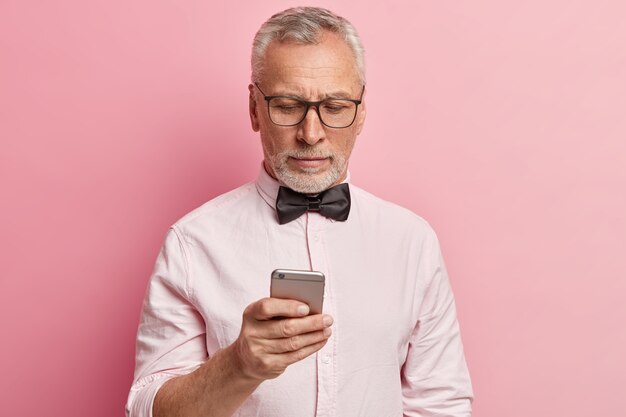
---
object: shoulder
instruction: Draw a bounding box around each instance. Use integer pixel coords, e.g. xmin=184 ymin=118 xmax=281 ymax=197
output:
xmin=349 ymin=183 xmax=438 ymax=240
xmin=170 ymin=181 xmax=261 ymax=235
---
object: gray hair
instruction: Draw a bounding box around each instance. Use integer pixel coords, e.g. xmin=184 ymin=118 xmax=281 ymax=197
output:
xmin=251 ymin=7 xmax=366 ymax=84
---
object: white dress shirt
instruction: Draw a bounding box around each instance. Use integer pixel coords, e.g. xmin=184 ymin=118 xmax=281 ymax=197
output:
xmin=126 ymin=167 xmax=473 ymax=417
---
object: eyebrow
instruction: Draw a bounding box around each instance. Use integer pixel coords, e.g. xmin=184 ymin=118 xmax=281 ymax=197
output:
xmin=324 ymin=91 xmax=355 ymax=99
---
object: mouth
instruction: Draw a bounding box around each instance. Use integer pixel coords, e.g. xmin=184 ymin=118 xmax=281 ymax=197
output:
xmin=290 ymin=157 xmax=330 ymax=169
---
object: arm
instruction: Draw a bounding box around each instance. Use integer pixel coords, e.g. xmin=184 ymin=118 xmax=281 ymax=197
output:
xmin=154 ymin=298 xmax=332 ymax=417
xmin=401 ymin=232 xmax=473 ymax=417
xmin=126 ymin=228 xmax=333 ymax=417
xmin=154 ymin=345 xmax=257 ymax=417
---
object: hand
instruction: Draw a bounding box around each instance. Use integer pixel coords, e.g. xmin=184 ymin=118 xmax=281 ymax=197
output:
xmin=232 ymin=297 xmax=333 ymax=381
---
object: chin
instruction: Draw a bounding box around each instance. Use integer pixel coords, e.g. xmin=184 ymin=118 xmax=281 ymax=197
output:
xmin=278 ymin=169 xmax=339 ymax=194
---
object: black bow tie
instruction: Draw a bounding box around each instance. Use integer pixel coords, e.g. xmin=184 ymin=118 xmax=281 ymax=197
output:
xmin=276 ymin=183 xmax=351 ymax=225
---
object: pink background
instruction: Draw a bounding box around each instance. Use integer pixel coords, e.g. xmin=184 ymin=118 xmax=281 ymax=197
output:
xmin=1 ymin=1 xmax=625 ymax=416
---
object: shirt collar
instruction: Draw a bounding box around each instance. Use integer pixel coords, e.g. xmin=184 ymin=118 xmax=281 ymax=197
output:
xmin=254 ymin=163 xmax=351 ymax=212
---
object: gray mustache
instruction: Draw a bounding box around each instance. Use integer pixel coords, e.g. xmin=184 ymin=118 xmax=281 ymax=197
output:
xmin=285 ymin=150 xmax=333 ymax=159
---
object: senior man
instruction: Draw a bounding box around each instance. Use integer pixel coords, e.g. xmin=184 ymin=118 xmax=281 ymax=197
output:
xmin=126 ymin=7 xmax=473 ymax=417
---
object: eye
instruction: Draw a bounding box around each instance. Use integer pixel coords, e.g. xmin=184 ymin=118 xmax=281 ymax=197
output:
xmin=321 ymin=101 xmax=352 ymax=114
xmin=276 ymin=105 xmax=299 ymax=112
xmin=271 ymin=98 xmax=305 ymax=113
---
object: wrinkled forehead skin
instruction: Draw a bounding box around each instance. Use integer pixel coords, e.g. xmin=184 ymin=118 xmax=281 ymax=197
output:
xmin=260 ymin=31 xmax=363 ymax=99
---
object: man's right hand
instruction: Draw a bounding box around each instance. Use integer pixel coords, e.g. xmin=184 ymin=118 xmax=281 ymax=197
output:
xmin=153 ymin=298 xmax=332 ymax=417
xmin=232 ymin=297 xmax=333 ymax=381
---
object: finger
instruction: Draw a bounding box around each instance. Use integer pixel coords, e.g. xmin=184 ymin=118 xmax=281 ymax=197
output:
xmin=245 ymin=297 xmax=310 ymax=321
xmin=282 ymin=339 xmax=329 ymax=365
xmin=262 ymin=314 xmax=333 ymax=339
xmin=265 ymin=327 xmax=332 ymax=354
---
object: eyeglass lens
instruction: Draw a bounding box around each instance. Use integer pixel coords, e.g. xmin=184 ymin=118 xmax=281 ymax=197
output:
xmin=268 ymin=97 xmax=358 ymax=128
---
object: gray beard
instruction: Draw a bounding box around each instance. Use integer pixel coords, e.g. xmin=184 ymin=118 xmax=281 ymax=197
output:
xmin=268 ymin=150 xmax=347 ymax=194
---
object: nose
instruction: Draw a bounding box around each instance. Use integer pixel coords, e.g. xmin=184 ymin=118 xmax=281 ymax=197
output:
xmin=296 ymin=106 xmax=326 ymax=145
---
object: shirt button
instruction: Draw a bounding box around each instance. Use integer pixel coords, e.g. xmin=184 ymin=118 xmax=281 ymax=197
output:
xmin=321 ymin=354 xmax=331 ymax=364
xmin=313 ymin=235 xmax=320 ymax=242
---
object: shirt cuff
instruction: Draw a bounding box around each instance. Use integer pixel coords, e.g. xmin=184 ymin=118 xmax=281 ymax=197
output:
xmin=125 ymin=373 xmax=175 ymax=417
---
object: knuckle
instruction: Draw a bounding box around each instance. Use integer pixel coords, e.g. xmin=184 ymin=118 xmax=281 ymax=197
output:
xmin=259 ymin=356 xmax=285 ymax=378
xmin=294 ymin=348 xmax=307 ymax=362
xmin=288 ymin=335 xmax=301 ymax=351
xmin=245 ymin=326 xmax=257 ymax=338
xmin=248 ymin=342 xmax=263 ymax=357
xmin=245 ymin=320 xmax=263 ymax=338
xmin=280 ymin=319 xmax=295 ymax=337
xmin=244 ymin=299 xmax=264 ymax=318
xmin=259 ymin=298 xmax=274 ymax=317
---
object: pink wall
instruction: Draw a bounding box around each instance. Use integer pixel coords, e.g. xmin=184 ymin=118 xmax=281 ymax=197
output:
xmin=2 ymin=1 xmax=625 ymax=416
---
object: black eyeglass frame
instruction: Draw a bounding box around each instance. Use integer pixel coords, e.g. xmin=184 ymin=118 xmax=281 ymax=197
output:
xmin=254 ymin=83 xmax=365 ymax=129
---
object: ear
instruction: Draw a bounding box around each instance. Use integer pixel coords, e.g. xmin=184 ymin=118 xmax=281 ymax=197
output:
xmin=355 ymin=88 xmax=367 ymax=135
xmin=248 ymin=83 xmax=260 ymax=132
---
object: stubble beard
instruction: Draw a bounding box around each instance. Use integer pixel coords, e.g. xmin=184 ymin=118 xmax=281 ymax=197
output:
xmin=267 ymin=148 xmax=347 ymax=194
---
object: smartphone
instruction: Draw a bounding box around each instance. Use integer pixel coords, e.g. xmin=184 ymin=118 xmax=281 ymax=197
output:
xmin=270 ymin=269 xmax=325 ymax=315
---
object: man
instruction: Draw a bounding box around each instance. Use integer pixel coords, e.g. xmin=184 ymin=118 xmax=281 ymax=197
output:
xmin=126 ymin=7 xmax=473 ymax=417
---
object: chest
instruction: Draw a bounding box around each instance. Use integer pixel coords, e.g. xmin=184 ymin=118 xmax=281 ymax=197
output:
xmin=188 ymin=213 xmax=422 ymax=364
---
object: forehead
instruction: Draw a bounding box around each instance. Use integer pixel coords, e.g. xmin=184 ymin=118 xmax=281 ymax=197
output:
xmin=261 ymin=31 xmax=361 ymax=97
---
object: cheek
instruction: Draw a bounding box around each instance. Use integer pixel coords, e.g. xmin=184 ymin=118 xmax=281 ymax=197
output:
xmin=259 ymin=132 xmax=276 ymax=155
xmin=260 ymin=127 xmax=291 ymax=155
xmin=334 ymin=133 xmax=358 ymax=158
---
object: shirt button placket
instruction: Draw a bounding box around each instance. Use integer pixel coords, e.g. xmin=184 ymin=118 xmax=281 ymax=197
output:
xmin=306 ymin=214 xmax=336 ymax=417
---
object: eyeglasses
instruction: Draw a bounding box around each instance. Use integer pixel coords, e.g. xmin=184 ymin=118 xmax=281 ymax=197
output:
xmin=255 ymin=83 xmax=365 ymax=129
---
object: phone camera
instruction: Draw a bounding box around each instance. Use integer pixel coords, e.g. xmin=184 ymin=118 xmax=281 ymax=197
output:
xmin=278 ymin=273 xmax=285 ymax=279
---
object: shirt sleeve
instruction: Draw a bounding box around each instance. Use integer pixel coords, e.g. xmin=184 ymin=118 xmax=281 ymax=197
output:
xmin=126 ymin=227 xmax=207 ymax=417
xmin=401 ymin=230 xmax=474 ymax=417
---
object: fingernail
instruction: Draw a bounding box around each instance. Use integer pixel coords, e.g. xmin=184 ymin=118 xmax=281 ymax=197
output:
xmin=297 ymin=305 xmax=310 ymax=316
xmin=323 ymin=315 xmax=333 ymax=326
xmin=324 ymin=327 xmax=332 ymax=337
